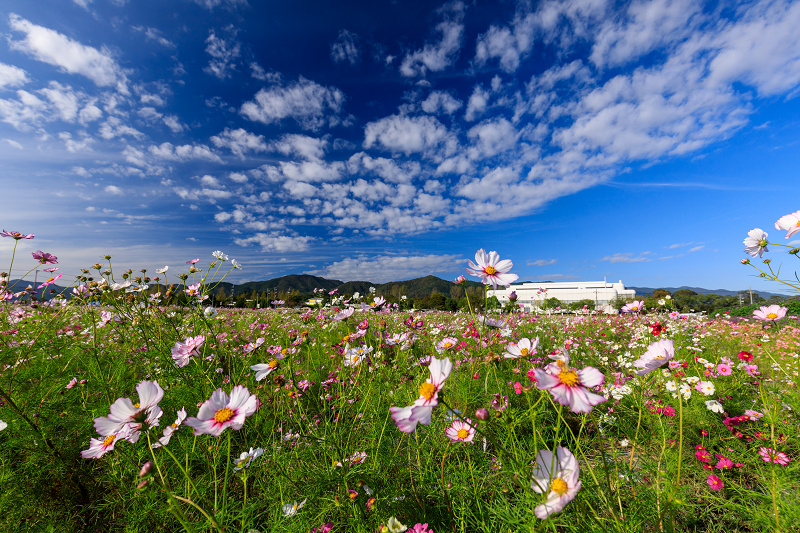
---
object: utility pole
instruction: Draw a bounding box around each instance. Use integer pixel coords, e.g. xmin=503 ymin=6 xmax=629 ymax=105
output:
xmin=749 ymin=286 xmax=753 ymax=305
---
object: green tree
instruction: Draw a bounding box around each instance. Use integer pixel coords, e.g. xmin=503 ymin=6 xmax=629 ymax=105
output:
xmin=541 ymin=297 xmax=563 ymax=310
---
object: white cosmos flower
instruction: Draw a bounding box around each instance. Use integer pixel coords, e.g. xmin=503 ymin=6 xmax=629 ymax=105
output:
xmin=281 ymin=498 xmax=306 ymax=517
xmin=156 ymin=266 xmax=169 ymax=274
xmin=234 ymin=447 xmax=263 ymax=471
xmin=0 ymin=420 xmax=7 ymax=431
xmin=212 ymin=251 xmax=229 ymax=261
xmin=231 ymin=259 xmax=242 ymax=269
xmin=705 ymin=400 xmax=724 ymax=413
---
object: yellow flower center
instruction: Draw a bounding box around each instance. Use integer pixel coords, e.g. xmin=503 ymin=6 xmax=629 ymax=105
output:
xmin=133 ymin=402 xmax=140 ymax=408
xmin=550 ymin=477 xmax=568 ymax=495
xmin=555 ymin=360 xmax=565 ymax=368
xmin=352 ymin=355 xmax=360 ymax=363
xmin=767 ymin=313 xmax=778 ymax=319
xmin=520 ymin=348 xmax=529 ymax=356
xmin=282 ymin=348 xmax=289 ymax=355
xmin=214 ymin=407 xmax=235 ymax=423
xmin=343 ymin=335 xmax=351 ymax=343
xmin=269 ymin=359 xmax=279 ymax=369
xmin=484 ymin=266 xmax=497 ymax=275
xmin=419 ymin=382 xmax=436 ymax=400
xmin=558 ymin=370 xmax=580 ymax=387
xmin=443 ymin=342 xmax=453 ymax=348
xmin=457 ymin=429 xmax=469 ymax=440
xmin=102 ymin=434 xmax=116 ymax=446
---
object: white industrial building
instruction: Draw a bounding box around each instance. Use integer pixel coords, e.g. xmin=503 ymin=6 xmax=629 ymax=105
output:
xmin=488 ymin=279 xmax=636 ymax=313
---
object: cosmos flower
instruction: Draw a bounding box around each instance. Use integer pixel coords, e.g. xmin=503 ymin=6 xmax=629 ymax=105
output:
xmin=530 ymin=446 xmax=581 ymax=519
xmin=632 ymin=339 xmax=675 ymax=375
xmin=707 ymin=475 xmax=724 ymax=490
xmin=705 ymin=400 xmax=724 ymax=413
xmin=233 ymin=447 xmax=263 ymax=471
xmin=250 ymin=353 xmax=285 ymax=381
xmin=151 ymin=408 xmax=187 ymax=448
xmin=446 ymin=419 xmax=475 ymax=444
xmin=156 ymin=266 xmax=169 ymax=274
xmin=281 ymin=498 xmax=307 ymax=517
xmin=743 ymin=228 xmax=769 ymax=258
xmin=753 ymin=305 xmax=787 ymax=321
xmin=31 ymin=251 xmax=57 ymax=264
xmin=504 ymin=336 xmax=539 ymax=359
xmin=343 ymin=343 xmax=372 ymax=367
xmin=621 ymin=300 xmax=645 ymax=313
xmin=465 ymin=249 xmax=518 ymax=289
xmin=0 ymin=230 xmax=34 ymax=239
xmin=37 ymin=272 xmax=62 ymax=289
xmin=212 ymin=250 xmax=228 ymax=261
xmin=775 ymin=210 xmax=800 ymax=239
xmin=185 ymin=385 xmax=258 ymax=437
xmin=758 ymin=447 xmax=791 ymax=465
xmin=435 ymin=337 xmax=459 ymax=352
xmin=81 ymin=425 xmax=132 ymax=459
xmin=534 ymin=359 xmax=605 ymax=413
xmin=171 ymin=335 xmax=205 ymax=368
xmin=93 ymin=380 xmax=164 ymax=442
xmin=390 ymin=356 xmax=452 ymax=433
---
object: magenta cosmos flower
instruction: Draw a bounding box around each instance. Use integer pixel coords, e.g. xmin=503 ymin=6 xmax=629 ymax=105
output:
xmin=390 ymin=356 xmax=452 ymax=432
xmin=758 ymin=447 xmax=791 ymax=465
xmin=185 ymin=385 xmax=258 ymax=437
xmin=753 ymin=305 xmax=787 ymax=321
xmin=93 ymin=380 xmax=164 ymax=442
xmin=743 ymin=228 xmax=769 ymax=258
xmin=1 ymin=229 xmax=34 ymax=239
xmin=632 ymin=338 xmax=675 ymax=376
xmin=466 ymin=249 xmax=518 ymax=289
xmin=31 ymin=251 xmax=57 ymax=264
xmin=530 ymin=446 xmax=581 ymax=519
xmin=534 ymin=357 xmax=606 ymax=413
xmin=37 ymin=272 xmax=62 ymax=289
xmin=775 ymin=210 xmax=800 ymax=239
xmin=445 ymin=419 xmax=475 ymax=444
xmin=707 ymin=474 xmax=724 ymax=490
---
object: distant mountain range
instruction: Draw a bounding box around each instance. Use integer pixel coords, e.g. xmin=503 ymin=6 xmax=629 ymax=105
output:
xmin=5 ymin=276 xmax=790 ymax=302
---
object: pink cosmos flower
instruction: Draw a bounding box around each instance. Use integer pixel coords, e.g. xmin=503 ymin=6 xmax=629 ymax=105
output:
xmin=696 ymin=449 xmax=712 ymax=463
xmin=716 ymin=363 xmax=732 ymax=376
xmin=621 ymin=300 xmax=644 ymax=313
xmin=185 ymin=385 xmax=258 ymax=437
xmin=81 ymin=425 xmax=132 ymax=459
xmin=745 ymin=364 xmax=760 ymax=377
xmin=530 ymin=446 xmax=581 ymax=519
xmin=714 ymin=454 xmax=734 ymax=470
xmin=534 ymin=359 xmax=606 ymax=413
xmin=184 ymin=282 xmax=202 ymax=297
xmin=632 ymin=339 xmax=674 ymax=375
xmin=435 ymin=337 xmax=459 ymax=353
xmin=151 ymin=408 xmax=187 ymax=448
xmin=775 ymin=210 xmax=800 ymax=239
xmin=31 ymin=251 xmax=57 ymax=264
xmin=504 ymin=337 xmax=539 ymax=359
xmin=743 ymin=228 xmax=769 ymax=258
xmin=753 ymin=305 xmax=787 ymax=321
xmin=707 ymin=474 xmax=724 ymax=490
xmin=37 ymin=272 xmax=62 ymax=289
xmin=0 ymin=230 xmax=34 ymax=240
xmin=737 ymin=351 xmax=753 ymax=362
xmin=390 ymin=356 xmax=452 ymax=433
xmin=171 ymin=335 xmax=205 ymax=367
xmin=65 ymin=377 xmax=78 ymax=389
xmin=513 ymin=381 xmax=523 ymax=394
xmin=453 ymin=275 xmax=466 ymax=285
xmin=410 ymin=524 xmax=434 ymax=533
xmin=93 ymin=380 xmax=165 ymax=443
xmin=758 ymin=447 xmax=791 ymax=465
xmin=466 ymin=249 xmax=518 ymax=289
xmin=445 ymin=419 xmax=475 ymax=444
xmin=186 ymin=258 xmax=199 ymax=264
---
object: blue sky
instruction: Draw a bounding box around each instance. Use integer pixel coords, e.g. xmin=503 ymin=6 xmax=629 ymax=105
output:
xmin=2 ymin=0 xmax=800 ymax=292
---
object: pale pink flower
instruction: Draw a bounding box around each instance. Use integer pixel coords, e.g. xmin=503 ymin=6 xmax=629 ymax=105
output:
xmin=37 ymin=272 xmax=62 ymax=289
xmin=445 ymin=419 xmax=475 ymax=444
xmin=185 ymin=385 xmax=258 ymax=437
xmin=534 ymin=361 xmax=606 ymax=413
xmin=753 ymin=305 xmax=787 ymax=321
xmin=151 ymin=408 xmax=187 ymax=448
xmin=0 ymin=230 xmax=34 ymax=239
xmin=743 ymin=228 xmax=769 ymax=258
xmin=621 ymin=300 xmax=645 ymax=313
xmin=504 ymin=337 xmax=539 ymax=359
xmin=31 ymin=251 xmax=57 ymax=264
xmin=530 ymin=446 xmax=581 ymax=519
xmin=93 ymin=380 xmax=164 ymax=442
xmin=390 ymin=357 xmax=452 ymax=432
xmin=435 ymin=337 xmax=459 ymax=353
xmin=632 ymin=339 xmax=674 ymax=375
xmin=184 ymin=282 xmax=202 ymax=297
xmin=758 ymin=447 xmax=791 ymax=465
xmin=81 ymin=425 xmax=132 ymax=459
xmin=775 ymin=210 xmax=800 ymax=239
xmin=171 ymin=335 xmax=205 ymax=367
xmin=65 ymin=377 xmax=78 ymax=389
xmin=466 ymin=249 xmax=518 ymax=289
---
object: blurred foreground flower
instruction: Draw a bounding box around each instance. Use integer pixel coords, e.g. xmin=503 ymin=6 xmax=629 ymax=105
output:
xmin=632 ymin=339 xmax=674 ymax=375
xmin=530 ymin=446 xmax=581 ymax=519
xmin=774 ymin=210 xmax=800 ymax=239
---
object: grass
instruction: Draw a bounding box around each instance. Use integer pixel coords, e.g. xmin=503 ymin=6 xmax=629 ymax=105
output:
xmin=0 ymin=255 xmax=798 ymax=533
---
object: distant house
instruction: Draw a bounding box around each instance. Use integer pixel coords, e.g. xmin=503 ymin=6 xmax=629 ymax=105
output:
xmin=489 ymin=280 xmax=636 ymax=313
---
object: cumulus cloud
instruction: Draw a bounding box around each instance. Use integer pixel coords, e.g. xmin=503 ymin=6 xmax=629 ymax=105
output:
xmin=234 ymin=232 xmax=313 ymax=253
xmin=0 ymin=63 xmax=29 ymax=89
xmin=305 ymin=253 xmax=462 ymax=283
xmin=330 ymin=30 xmax=360 ymax=65
xmin=210 ymin=127 xmax=267 ymax=158
xmin=240 ymin=77 xmax=346 ymax=130
xmin=400 ymin=2 xmax=465 ymax=77
xmin=204 ymin=30 xmax=241 ymax=79
xmin=149 ymin=142 xmax=223 ymax=162
xmin=363 ymin=114 xmax=457 ymax=157
xmin=421 ymin=91 xmax=462 ymax=115
xmin=272 ymin=134 xmax=327 ymax=161
xmin=8 ymin=14 xmax=127 ymax=91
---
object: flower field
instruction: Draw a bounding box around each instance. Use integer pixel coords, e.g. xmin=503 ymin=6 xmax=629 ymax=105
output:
xmin=0 ymin=242 xmax=799 ymax=532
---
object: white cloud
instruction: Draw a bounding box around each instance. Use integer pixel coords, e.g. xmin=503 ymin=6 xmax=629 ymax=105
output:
xmin=467 ymin=117 xmax=517 ymax=159
xmin=210 ymin=127 xmax=267 ymax=158
xmin=0 ymin=63 xmax=29 ymax=89
xmin=149 ymin=142 xmax=223 ymax=163
xmin=162 ymin=115 xmax=184 ymax=133
xmin=599 ymin=253 xmax=652 ymax=263
xmin=39 ymin=82 xmax=80 ymax=122
xmin=527 ymin=259 xmax=557 ymax=266
xmin=2 ymin=139 xmax=23 ymax=149
xmin=192 ymin=0 xmax=248 ymax=8
xmin=8 ymin=14 xmax=127 ymax=90
xmin=228 ymin=171 xmax=248 ymax=183
xmin=347 ymin=152 xmax=421 ymax=183
xmin=204 ymin=30 xmax=240 ymax=79
xmin=234 ymin=232 xmax=313 ymax=253
xmin=240 ymin=77 xmax=346 ymax=130
xmin=331 ymin=30 xmax=360 ymax=65
xmin=104 ymin=184 xmax=123 ymax=195
xmin=272 ymin=134 xmax=327 ymax=161
xmin=421 ymin=91 xmax=462 ymax=115
xmin=99 ymin=116 xmax=144 ymax=140
xmin=305 ymin=253 xmax=462 ymax=283
xmin=400 ymin=3 xmax=464 ymax=77
xmin=72 ymin=0 xmax=92 ymax=9
xmin=363 ymin=114 xmax=457 ymax=157
xmin=134 ymin=26 xmax=176 ymax=48
xmin=464 ymin=85 xmax=489 ymax=121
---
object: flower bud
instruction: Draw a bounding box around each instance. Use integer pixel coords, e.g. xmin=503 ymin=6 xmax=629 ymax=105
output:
xmin=139 ymin=461 xmax=154 ymax=477
xmin=740 ymin=258 xmax=750 ymax=264
xmin=475 ymin=408 xmax=489 ymax=421
xmin=790 ymin=248 xmax=799 ymax=255
xmin=136 ymin=479 xmax=149 ymax=489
